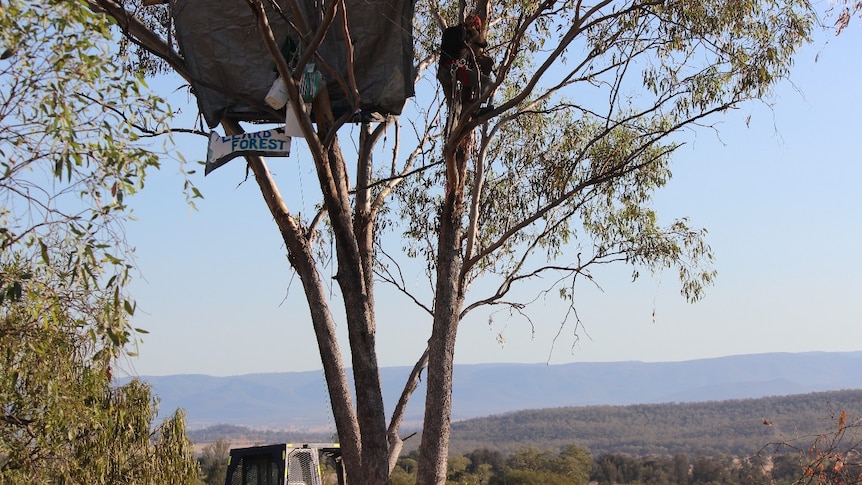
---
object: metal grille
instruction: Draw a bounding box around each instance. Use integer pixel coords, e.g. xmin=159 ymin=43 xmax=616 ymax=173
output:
xmin=228 ymin=459 xmax=244 ymax=485
xmin=229 ymin=456 xmax=283 ymax=485
xmin=287 ymin=448 xmax=319 ymax=485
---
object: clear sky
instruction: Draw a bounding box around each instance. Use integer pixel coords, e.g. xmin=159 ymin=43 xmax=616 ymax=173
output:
xmin=121 ymin=20 xmax=862 ymax=378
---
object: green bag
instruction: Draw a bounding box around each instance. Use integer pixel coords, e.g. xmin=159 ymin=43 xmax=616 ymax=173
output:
xmin=280 ymin=38 xmax=320 ymax=103
xmin=300 ymin=64 xmax=322 ymax=103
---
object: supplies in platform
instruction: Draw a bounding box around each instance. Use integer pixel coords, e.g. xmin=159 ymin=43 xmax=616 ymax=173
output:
xmin=265 ymin=64 xmax=322 ymax=109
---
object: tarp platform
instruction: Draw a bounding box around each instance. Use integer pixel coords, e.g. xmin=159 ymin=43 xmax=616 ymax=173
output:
xmin=170 ymin=0 xmax=415 ymax=128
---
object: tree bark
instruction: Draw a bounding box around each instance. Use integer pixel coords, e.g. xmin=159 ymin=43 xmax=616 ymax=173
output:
xmin=312 ymin=114 xmax=389 ymax=485
xmin=388 ymin=348 xmax=428 ymax=473
xmin=417 ymin=156 xmax=467 ymax=484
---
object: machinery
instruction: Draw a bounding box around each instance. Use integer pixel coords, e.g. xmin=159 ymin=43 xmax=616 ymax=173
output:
xmin=223 ymin=443 xmax=345 ymax=485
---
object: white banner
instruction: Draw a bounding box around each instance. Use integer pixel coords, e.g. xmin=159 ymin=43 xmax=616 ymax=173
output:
xmin=205 ymin=128 xmax=292 ymax=175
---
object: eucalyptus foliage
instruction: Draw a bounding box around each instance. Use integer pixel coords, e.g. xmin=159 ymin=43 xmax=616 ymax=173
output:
xmin=0 ymin=272 xmax=199 ymax=483
xmin=1 ymin=1 xmax=198 ymax=482
xmin=393 ymin=0 xmax=813 ymax=316
xmin=0 ymin=0 xmax=173 ymax=350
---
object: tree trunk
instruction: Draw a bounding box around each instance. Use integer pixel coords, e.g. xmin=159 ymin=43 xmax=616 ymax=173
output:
xmin=223 ymin=133 xmax=364 ymax=481
xmin=318 ymin=130 xmax=389 ymax=485
xmin=417 ymin=175 xmax=467 ymax=485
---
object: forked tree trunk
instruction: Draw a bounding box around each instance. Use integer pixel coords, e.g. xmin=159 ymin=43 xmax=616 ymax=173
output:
xmin=325 ymin=139 xmax=391 ymax=485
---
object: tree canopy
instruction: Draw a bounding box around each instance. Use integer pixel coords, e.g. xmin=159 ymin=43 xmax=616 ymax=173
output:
xmin=0 ymin=1 xmax=199 ymax=482
xmin=89 ymin=0 xmax=818 ymax=483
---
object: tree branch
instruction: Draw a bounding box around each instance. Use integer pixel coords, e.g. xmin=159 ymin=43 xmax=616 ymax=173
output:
xmin=387 ymin=347 xmax=429 ymax=473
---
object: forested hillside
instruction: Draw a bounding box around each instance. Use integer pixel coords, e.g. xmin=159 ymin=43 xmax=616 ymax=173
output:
xmin=190 ymin=389 xmax=862 ymax=460
xmin=190 ymin=389 xmax=862 ymax=484
xmin=446 ymin=389 xmax=862 ymax=456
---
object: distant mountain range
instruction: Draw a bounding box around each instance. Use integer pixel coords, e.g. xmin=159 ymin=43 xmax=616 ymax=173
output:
xmin=132 ymin=351 xmax=862 ymax=430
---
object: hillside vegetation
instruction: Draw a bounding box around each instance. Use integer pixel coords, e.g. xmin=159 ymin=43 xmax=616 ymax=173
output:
xmin=446 ymin=389 xmax=862 ymax=456
xmin=190 ymin=389 xmax=862 ymax=459
xmin=190 ymin=390 xmax=862 ymax=484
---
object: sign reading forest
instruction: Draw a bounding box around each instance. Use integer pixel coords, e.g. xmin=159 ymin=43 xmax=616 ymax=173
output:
xmin=205 ymin=128 xmax=292 ymax=175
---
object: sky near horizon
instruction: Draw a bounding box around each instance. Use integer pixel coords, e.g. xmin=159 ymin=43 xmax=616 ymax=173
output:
xmin=122 ymin=19 xmax=861 ymax=378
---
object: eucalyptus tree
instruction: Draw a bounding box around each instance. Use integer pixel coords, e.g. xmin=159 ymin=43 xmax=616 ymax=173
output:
xmin=91 ymin=0 xmax=815 ymax=483
xmin=0 ymin=0 xmax=199 ymax=482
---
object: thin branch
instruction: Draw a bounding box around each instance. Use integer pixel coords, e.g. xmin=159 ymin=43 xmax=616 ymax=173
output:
xmin=375 ymin=247 xmax=434 ymax=316
xmin=387 ymin=347 xmax=429 ymax=473
xmin=76 ymin=93 xmax=207 ymax=138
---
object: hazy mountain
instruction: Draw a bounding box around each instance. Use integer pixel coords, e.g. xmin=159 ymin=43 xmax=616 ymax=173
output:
xmin=132 ymin=351 xmax=862 ymax=429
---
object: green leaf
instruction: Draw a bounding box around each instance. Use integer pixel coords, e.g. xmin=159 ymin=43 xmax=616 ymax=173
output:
xmin=123 ymin=299 xmax=135 ymax=316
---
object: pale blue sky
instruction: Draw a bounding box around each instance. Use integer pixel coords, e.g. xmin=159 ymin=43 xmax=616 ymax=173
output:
xmin=122 ymin=22 xmax=861 ymax=378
